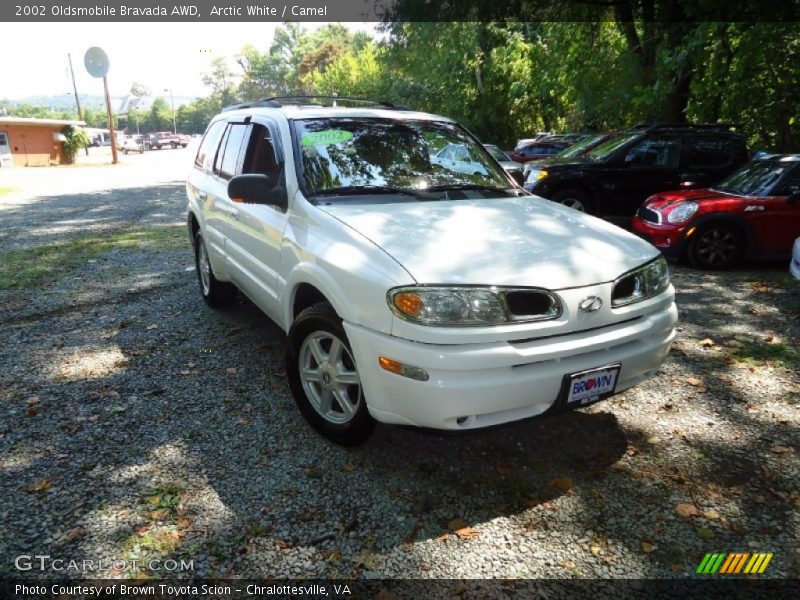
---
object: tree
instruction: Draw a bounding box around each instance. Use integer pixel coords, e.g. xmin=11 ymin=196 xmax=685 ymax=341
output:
xmin=60 ymin=125 xmax=90 ymax=163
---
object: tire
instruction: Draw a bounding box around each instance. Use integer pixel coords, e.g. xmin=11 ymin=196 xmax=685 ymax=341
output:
xmin=552 ymin=189 xmax=593 ymax=213
xmin=687 ymin=222 xmax=745 ymax=270
xmin=171 ymin=142 xmax=177 ymax=149
xmin=287 ymin=302 xmax=375 ymax=446
xmin=122 ymin=148 xmax=128 ymax=154
xmin=194 ymin=231 xmax=236 ymax=307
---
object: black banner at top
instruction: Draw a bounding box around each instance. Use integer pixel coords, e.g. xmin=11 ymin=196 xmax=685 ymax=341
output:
xmin=1 ymin=0 xmax=799 ymax=22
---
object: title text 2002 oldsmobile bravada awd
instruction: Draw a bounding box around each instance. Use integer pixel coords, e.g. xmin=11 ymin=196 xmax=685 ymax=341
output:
xmin=186 ymin=97 xmax=678 ymax=445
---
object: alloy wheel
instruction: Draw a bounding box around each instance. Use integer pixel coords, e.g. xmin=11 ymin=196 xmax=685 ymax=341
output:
xmin=298 ymin=331 xmax=362 ymax=424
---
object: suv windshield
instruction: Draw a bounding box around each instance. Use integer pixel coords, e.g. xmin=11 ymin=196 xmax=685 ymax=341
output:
xmin=714 ymin=160 xmax=793 ymax=196
xmin=294 ymin=118 xmax=510 ymax=199
xmin=556 ymin=133 xmax=606 ymax=159
xmin=585 ymin=133 xmax=641 ymax=161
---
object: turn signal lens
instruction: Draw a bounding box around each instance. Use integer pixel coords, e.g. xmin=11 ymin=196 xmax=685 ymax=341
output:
xmin=378 ymin=356 xmax=429 ymax=381
xmin=393 ymin=292 xmax=425 ymax=318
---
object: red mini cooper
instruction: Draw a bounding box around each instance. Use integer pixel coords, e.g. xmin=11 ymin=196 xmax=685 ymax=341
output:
xmin=632 ymin=155 xmax=800 ymax=269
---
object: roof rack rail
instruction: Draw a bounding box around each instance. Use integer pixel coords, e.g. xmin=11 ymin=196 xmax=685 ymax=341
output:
xmin=223 ymin=96 xmax=411 ymax=112
xmin=630 ymin=122 xmax=737 ymax=132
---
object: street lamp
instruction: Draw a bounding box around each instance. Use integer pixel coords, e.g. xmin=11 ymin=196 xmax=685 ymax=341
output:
xmin=164 ymin=88 xmax=176 ymax=134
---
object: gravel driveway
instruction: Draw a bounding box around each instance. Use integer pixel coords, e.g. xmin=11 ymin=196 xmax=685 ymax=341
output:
xmin=1 ymin=151 xmax=798 ymax=581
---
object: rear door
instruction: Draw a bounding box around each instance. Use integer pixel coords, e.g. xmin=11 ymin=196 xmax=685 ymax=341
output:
xmin=188 ymin=120 xmax=228 ymax=271
xmin=204 ymin=121 xmax=250 ymax=281
xmin=680 ymin=134 xmax=740 ymax=189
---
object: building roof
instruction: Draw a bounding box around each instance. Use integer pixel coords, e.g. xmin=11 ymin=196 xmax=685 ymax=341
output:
xmin=0 ymin=117 xmax=86 ymax=127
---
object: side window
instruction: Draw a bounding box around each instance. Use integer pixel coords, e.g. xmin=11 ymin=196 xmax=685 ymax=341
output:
xmin=216 ymin=124 xmax=249 ymax=181
xmin=683 ymin=135 xmax=733 ymax=169
xmin=625 ymin=138 xmax=680 ymax=168
xmin=241 ymin=123 xmax=280 ymax=180
xmin=453 ymin=145 xmax=469 ymax=161
xmin=194 ymin=120 xmax=226 ymax=170
xmin=774 ymin=168 xmax=800 ymax=196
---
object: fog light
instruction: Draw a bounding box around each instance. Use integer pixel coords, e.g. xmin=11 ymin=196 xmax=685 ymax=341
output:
xmin=378 ymin=356 xmax=429 ymax=381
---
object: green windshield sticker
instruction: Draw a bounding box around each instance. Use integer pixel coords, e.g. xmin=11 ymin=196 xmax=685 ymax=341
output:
xmin=301 ymin=130 xmax=353 ymax=146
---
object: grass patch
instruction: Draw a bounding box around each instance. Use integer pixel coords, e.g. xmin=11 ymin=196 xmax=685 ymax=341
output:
xmin=0 ymin=225 xmax=185 ymax=290
xmin=732 ymin=340 xmax=799 ymax=371
xmin=0 ymin=186 xmax=19 ymax=197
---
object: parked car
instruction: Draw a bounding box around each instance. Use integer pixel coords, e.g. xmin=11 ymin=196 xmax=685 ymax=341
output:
xmin=119 ymin=135 xmax=144 ymax=154
xmin=483 ymin=143 xmax=524 ymax=184
xmin=632 ymin=155 xmax=800 ymax=269
xmin=524 ymin=124 xmax=749 ymax=215
xmin=791 ymin=236 xmax=800 ymax=279
xmin=186 ymin=97 xmax=677 ymax=445
xmin=511 ymin=140 xmax=571 ymax=163
xmin=430 ymin=142 xmax=489 ymax=175
xmin=148 ymin=131 xmax=181 ymax=150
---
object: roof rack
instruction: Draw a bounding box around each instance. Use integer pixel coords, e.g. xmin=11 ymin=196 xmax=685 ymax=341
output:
xmin=630 ymin=122 xmax=737 ymax=132
xmin=222 ymin=96 xmax=411 ymax=112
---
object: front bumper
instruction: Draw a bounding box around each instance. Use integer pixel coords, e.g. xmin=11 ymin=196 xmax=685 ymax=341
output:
xmin=344 ymin=298 xmax=677 ymax=430
xmin=631 ymin=217 xmax=687 ymax=260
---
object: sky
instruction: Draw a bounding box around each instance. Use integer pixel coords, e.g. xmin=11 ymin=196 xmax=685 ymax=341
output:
xmin=1 ymin=22 xmax=378 ymax=102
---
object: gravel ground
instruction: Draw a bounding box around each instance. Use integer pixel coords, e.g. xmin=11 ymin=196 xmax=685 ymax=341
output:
xmin=0 ymin=150 xmax=798 ymax=581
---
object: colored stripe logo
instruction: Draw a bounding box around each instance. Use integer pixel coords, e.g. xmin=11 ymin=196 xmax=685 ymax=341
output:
xmin=697 ymin=552 xmax=773 ymax=574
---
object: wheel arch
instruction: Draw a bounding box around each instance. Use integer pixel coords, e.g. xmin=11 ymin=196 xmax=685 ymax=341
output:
xmin=685 ymin=213 xmax=755 ymax=257
xmin=187 ymin=211 xmax=200 ymax=248
xmin=284 ymin=265 xmax=357 ymax=333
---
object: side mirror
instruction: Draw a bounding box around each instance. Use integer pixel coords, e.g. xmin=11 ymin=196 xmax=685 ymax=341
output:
xmin=788 ymin=190 xmax=800 ymax=204
xmin=228 ymin=174 xmax=287 ymax=210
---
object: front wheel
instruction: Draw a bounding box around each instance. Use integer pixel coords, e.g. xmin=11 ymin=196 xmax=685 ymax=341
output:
xmin=287 ymin=302 xmax=375 ymax=446
xmin=552 ymin=189 xmax=593 ymax=213
xmin=687 ymin=222 xmax=744 ymax=270
xmin=171 ymin=142 xmax=177 ymax=149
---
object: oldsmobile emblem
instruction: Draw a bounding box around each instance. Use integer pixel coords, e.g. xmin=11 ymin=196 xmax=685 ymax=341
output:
xmin=578 ymin=296 xmax=603 ymax=313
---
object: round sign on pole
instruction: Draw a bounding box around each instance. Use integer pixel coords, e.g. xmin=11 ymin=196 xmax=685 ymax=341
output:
xmin=84 ymin=47 xmax=109 ymax=78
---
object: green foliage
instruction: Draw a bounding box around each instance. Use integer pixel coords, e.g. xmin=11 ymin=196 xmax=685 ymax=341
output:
xmin=7 ymin=20 xmax=800 ymax=150
xmin=60 ymin=125 xmax=90 ymax=163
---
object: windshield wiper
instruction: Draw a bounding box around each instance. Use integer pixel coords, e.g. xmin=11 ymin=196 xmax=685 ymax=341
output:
xmin=311 ymin=185 xmax=423 ymax=198
xmin=426 ymin=184 xmax=510 ymax=195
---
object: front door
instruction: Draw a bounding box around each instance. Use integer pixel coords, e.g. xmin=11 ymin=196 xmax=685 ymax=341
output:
xmin=224 ymin=119 xmax=288 ymax=324
xmin=610 ymin=136 xmax=681 ymax=216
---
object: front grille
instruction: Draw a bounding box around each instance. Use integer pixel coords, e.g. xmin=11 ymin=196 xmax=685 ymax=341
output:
xmin=636 ymin=206 xmax=661 ymax=224
xmin=501 ymin=290 xmax=561 ymax=320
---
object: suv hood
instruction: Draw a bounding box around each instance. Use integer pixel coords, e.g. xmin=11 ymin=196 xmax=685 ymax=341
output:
xmin=645 ymin=188 xmax=744 ymax=210
xmin=530 ymin=156 xmax=597 ymax=169
xmin=321 ymin=196 xmax=658 ymax=289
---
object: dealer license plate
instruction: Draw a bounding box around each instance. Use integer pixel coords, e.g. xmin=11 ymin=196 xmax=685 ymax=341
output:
xmin=566 ymin=364 xmax=621 ymax=406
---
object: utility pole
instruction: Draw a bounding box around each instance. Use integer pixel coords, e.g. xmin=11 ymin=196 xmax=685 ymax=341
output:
xmin=103 ymin=75 xmax=119 ymax=164
xmin=164 ymin=88 xmax=176 ymax=134
xmin=68 ymin=53 xmax=88 ymax=156
xmin=67 ymin=53 xmax=83 ymax=121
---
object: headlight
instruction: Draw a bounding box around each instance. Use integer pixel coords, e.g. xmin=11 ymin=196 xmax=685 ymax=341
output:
xmin=387 ymin=286 xmax=561 ymax=326
xmin=611 ymin=257 xmax=670 ymax=307
xmin=666 ymin=201 xmax=698 ymax=223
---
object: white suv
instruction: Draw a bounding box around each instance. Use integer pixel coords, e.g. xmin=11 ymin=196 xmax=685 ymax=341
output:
xmin=186 ymin=97 xmax=677 ymax=445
